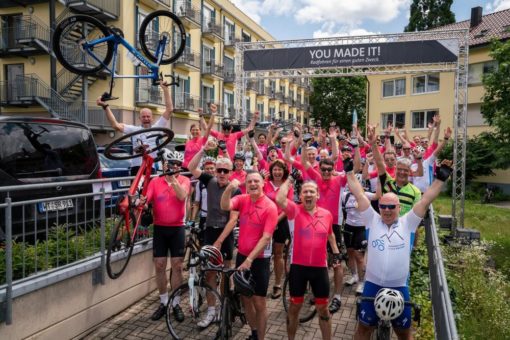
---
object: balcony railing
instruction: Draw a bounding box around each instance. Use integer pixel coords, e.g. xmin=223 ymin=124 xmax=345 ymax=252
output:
xmin=223 ymin=68 xmax=235 ymax=83
xmin=175 ymin=0 xmax=201 ymax=27
xmin=275 ymin=92 xmax=284 ymax=101
xmin=135 ymin=82 xmax=163 ymax=106
xmin=174 ymin=92 xmax=200 ymax=112
xmin=64 ymin=0 xmax=120 ymax=19
xmin=202 ymin=21 xmax=224 ymax=40
xmin=247 ymin=81 xmax=258 ymax=92
xmin=266 ymin=88 xmax=276 ymax=99
xmin=201 ymin=100 xmax=223 ymax=116
xmin=202 ymin=61 xmax=224 ymax=78
xmin=0 ymin=15 xmax=51 ymax=56
xmin=224 ymin=35 xmax=239 ymax=48
xmin=175 ymin=47 xmax=200 ymax=69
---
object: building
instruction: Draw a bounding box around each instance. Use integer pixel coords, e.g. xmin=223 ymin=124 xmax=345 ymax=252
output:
xmin=0 ymin=0 xmax=311 ymax=145
xmin=366 ymin=6 xmax=510 ymax=191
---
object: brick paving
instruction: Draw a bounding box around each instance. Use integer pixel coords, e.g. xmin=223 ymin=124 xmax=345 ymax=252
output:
xmin=82 ymin=269 xmax=360 ymax=340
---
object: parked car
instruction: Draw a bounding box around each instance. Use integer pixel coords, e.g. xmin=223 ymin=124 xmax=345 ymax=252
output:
xmin=97 ymin=153 xmax=132 ymax=211
xmin=0 ymin=117 xmax=100 ymax=240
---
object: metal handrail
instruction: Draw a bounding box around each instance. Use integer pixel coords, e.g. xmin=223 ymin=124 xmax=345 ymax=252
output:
xmin=0 ymin=15 xmax=51 ymax=51
xmin=64 ymin=0 xmax=120 ymax=17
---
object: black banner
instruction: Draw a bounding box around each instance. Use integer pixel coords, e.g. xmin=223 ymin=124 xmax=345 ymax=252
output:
xmin=243 ymin=40 xmax=458 ymax=71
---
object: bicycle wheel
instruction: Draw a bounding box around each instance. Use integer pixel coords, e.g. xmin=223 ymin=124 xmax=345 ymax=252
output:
xmin=376 ymin=323 xmax=392 ymax=340
xmin=218 ymin=297 xmax=231 ymax=339
xmin=104 ymin=127 xmax=174 ymax=160
xmin=106 ymin=213 xmax=135 ymax=279
xmin=139 ymin=10 xmax=186 ymax=65
xmin=282 ymin=275 xmax=317 ymax=323
xmin=53 ymin=15 xmax=114 ymax=75
xmin=166 ymin=282 xmax=222 ymax=340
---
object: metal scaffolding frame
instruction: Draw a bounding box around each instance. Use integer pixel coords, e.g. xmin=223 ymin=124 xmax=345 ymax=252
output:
xmin=233 ymin=29 xmax=469 ymax=230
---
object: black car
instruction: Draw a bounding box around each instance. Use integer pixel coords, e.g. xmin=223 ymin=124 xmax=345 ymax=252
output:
xmin=0 ymin=117 xmax=101 ymax=240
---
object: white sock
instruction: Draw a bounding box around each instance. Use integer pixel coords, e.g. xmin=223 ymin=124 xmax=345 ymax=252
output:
xmin=207 ymin=306 xmax=216 ymax=315
xmin=160 ymin=293 xmax=168 ymax=305
xmin=172 ymin=295 xmax=181 ymax=307
xmin=334 ymin=294 xmax=341 ymax=301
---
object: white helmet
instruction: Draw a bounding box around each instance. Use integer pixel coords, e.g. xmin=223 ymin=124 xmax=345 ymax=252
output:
xmin=374 ymin=288 xmax=405 ymax=321
xmin=163 ymin=149 xmax=184 ymax=164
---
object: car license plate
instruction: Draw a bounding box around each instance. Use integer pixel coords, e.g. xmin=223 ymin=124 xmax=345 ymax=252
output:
xmin=40 ymin=199 xmax=74 ymax=212
xmin=119 ymin=179 xmax=131 ymax=187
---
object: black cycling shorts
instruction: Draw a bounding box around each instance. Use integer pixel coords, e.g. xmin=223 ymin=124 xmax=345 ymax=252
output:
xmin=273 ymin=218 xmax=290 ymax=244
xmin=153 ymin=225 xmax=186 ymax=258
xmin=204 ymin=227 xmax=234 ymax=260
xmin=343 ymin=224 xmax=366 ymax=250
xmin=327 ymin=224 xmax=343 ymax=253
xmin=236 ymin=253 xmax=270 ymax=297
xmin=288 ymin=264 xmax=329 ymax=299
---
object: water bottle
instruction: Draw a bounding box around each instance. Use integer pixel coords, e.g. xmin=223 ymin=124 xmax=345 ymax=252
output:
xmin=126 ymin=51 xmax=140 ymax=66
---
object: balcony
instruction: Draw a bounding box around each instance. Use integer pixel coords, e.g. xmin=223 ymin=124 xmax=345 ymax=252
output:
xmin=202 ymin=61 xmax=224 ymax=79
xmin=135 ymin=82 xmax=163 ymax=107
xmin=201 ymin=100 xmax=224 ymax=116
xmin=275 ymin=92 xmax=284 ymax=101
xmin=0 ymin=15 xmax=51 ymax=57
xmin=174 ymin=93 xmax=200 ymax=114
xmin=223 ymin=68 xmax=235 ymax=84
xmin=266 ymin=87 xmax=276 ymax=99
xmin=247 ymin=80 xmax=258 ymax=93
xmin=0 ymin=0 xmax=46 ymax=8
xmin=175 ymin=0 xmax=201 ymax=28
xmin=202 ymin=21 xmax=224 ymax=41
xmin=64 ymin=0 xmax=120 ymax=21
xmin=138 ymin=0 xmax=171 ymax=10
xmin=174 ymin=47 xmax=200 ymax=71
xmin=224 ymin=35 xmax=240 ymax=51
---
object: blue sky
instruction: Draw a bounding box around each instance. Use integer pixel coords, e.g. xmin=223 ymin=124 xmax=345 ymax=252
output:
xmin=230 ymin=0 xmax=510 ymax=40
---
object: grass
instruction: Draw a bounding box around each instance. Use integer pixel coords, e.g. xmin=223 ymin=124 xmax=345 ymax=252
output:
xmin=433 ymin=195 xmax=510 ymax=278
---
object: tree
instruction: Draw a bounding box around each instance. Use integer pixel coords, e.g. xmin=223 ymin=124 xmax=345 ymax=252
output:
xmin=405 ymin=0 xmax=455 ymax=32
xmin=309 ymin=76 xmax=366 ymax=131
xmin=482 ymin=39 xmax=510 ymax=142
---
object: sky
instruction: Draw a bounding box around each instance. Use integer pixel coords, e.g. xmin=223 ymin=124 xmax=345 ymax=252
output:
xmin=229 ymin=0 xmax=510 ymax=40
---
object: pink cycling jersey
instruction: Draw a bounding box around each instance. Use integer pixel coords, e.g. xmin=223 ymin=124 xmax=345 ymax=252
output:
xmin=230 ymin=169 xmax=247 ymax=193
xmin=182 ymin=136 xmax=207 ymax=168
xmin=285 ymin=200 xmax=333 ymax=267
xmin=145 ymin=176 xmax=191 ymax=226
xmin=263 ymin=180 xmax=294 ymax=215
xmin=210 ymin=130 xmax=244 ymax=159
xmin=306 ymin=167 xmax=347 ymax=225
xmin=231 ymin=194 xmax=278 ymax=258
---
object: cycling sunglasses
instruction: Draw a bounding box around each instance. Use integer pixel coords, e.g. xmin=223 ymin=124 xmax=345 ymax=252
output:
xmin=320 ymin=167 xmax=334 ymax=172
xmin=379 ymin=204 xmax=397 ymax=210
xmin=216 ymin=168 xmax=230 ymax=174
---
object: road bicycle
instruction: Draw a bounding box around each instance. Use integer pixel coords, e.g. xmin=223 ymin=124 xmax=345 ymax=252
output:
xmin=356 ymin=296 xmax=421 ymax=340
xmin=104 ymin=127 xmax=174 ymax=279
xmin=52 ymin=10 xmax=186 ymax=99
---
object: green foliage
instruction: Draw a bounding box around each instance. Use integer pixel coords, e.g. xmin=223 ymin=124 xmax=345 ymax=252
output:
xmin=444 ymin=241 xmax=510 ymax=339
xmin=309 ymin=76 xmax=366 ymax=130
xmin=405 ymin=0 xmax=455 ymax=32
xmin=482 ymin=39 xmax=510 ymax=142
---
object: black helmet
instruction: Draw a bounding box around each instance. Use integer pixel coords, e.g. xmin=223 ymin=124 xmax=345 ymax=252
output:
xmin=234 ymin=152 xmax=246 ymax=161
xmin=222 ymin=120 xmax=232 ymax=131
xmin=233 ymin=269 xmax=255 ymax=297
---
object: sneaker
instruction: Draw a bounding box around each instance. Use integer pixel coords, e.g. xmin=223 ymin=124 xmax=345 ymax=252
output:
xmin=356 ymin=281 xmax=365 ymax=295
xmin=151 ymin=303 xmax=166 ymax=321
xmin=197 ymin=312 xmax=216 ymax=328
xmin=172 ymin=304 xmax=185 ymax=322
xmin=344 ymin=274 xmax=358 ymax=286
xmin=328 ymin=297 xmax=342 ymax=314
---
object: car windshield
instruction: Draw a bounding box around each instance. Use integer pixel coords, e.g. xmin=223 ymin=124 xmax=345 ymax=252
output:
xmin=0 ymin=121 xmax=97 ymax=178
xmin=99 ymin=154 xmax=132 ymax=169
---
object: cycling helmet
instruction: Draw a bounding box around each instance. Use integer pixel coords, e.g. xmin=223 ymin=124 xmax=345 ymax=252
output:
xmin=233 ymin=269 xmax=255 ymax=297
xmin=234 ymin=152 xmax=246 ymax=161
xmin=222 ymin=120 xmax=232 ymax=131
xmin=163 ymin=149 xmax=184 ymax=164
xmin=202 ymin=156 xmax=216 ymax=166
xmin=374 ymin=288 xmax=405 ymax=321
xmin=200 ymin=245 xmax=223 ymax=268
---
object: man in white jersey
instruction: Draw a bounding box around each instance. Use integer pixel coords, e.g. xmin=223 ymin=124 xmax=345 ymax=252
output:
xmin=344 ymin=158 xmax=453 ymax=340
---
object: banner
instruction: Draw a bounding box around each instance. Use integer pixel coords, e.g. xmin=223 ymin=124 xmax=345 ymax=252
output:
xmin=243 ymin=40 xmax=458 ymax=71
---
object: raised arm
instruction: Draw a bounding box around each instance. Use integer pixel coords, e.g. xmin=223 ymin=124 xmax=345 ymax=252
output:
xmin=276 ymin=178 xmax=292 ymax=211
xmin=329 ymin=127 xmax=339 ymax=162
xmin=368 ymin=124 xmax=386 ymax=176
xmin=345 ymin=160 xmax=370 ymax=211
xmin=161 ymin=81 xmax=174 ymax=120
xmin=413 ymin=161 xmax=452 ymax=218
xmin=188 ymin=146 xmax=205 ymax=178
xmin=203 ymin=105 xmax=217 ymax=139
xmin=432 ymin=127 xmax=452 ymax=158
xmin=241 ymin=111 xmax=259 ymax=135
xmin=220 ymin=179 xmax=240 ymax=211
xmin=97 ymin=97 xmax=124 ymax=132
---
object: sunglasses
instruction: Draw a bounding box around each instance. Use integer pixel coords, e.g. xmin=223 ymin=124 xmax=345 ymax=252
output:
xmin=167 ymin=161 xmax=181 ymax=166
xmin=379 ymin=204 xmax=397 ymax=210
xmin=216 ymin=168 xmax=230 ymax=174
xmin=320 ymin=167 xmax=334 ymax=172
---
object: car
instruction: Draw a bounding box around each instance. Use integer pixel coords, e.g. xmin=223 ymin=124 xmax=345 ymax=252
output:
xmin=0 ymin=117 xmax=101 ymax=240
xmin=97 ymin=153 xmax=132 ymax=210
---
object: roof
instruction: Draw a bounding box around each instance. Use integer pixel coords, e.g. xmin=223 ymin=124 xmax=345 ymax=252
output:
xmin=433 ymin=8 xmax=510 ymax=47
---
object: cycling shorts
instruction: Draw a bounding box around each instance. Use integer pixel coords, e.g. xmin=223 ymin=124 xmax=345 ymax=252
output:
xmin=235 ymin=253 xmax=270 ymax=297
xmin=327 ymin=224 xmax=343 ymax=253
xmin=358 ymin=281 xmax=412 ymax=329
xmin=343 ymin=224 xmax=366 ymax=250
xmin=204 ymin=227 xmax=234 ymax=261
xmin=288 ymin=264 xmax=329 ymax=301
xmin=153 ymin=225 xmax=185 ymax=258
xmin=273 ymin=218 xmax=290 ymax=244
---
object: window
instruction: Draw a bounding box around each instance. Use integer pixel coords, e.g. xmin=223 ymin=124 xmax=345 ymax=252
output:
xmin=242 ymin=31 xmax=251 ymax=42
xmin=257 ymin=103 xmax=265 ymax=121
xmin=202 ymin=85 xmax=214 ymax=108
xmin=468 ymin=61 xmax=498 ymax=84
xmin=203 ymin=45 xmax=214 ymax=69
xmin=270 ymin=80 xmax=276 ymax=94
xmin=224 ymin=92 xmax=234 ymax=115
xmin=411 ymin=110 xmax=437 ymax=129
xmin=202 ymin=5 xmax=214 ymax=27
xmin=382 ymin=78 xmax=406 ymax=97
xmin=269 ymin=107 xmax=275 ymax=120
xmin=223 ymin=56 xmax=234 ymax=72
xmin=412 ymin=74 xmax=439 ymax=94
xmin=224 ymin=20 xmax=234 ymax=44
xmin=381 ymin=112 xmax=405 ymax=129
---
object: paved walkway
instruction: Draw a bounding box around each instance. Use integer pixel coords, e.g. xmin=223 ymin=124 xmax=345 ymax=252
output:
xmin=82 ymin=270 xmax=360 ymax=339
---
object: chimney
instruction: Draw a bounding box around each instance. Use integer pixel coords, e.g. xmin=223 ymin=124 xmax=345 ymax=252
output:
xmin=471 ymin=6 xmax=483 ymax=28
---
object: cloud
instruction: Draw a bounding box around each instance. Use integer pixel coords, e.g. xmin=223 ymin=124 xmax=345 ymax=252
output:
xmin=230 ymin=0 xmax=297 ymax=23
xmin=486 ymin=0 xmax=510 ymax=12
xmin=312 ymin=23 xmax=379 ymax=39
xmin=230 ymin=0 xmax=263 ymax=23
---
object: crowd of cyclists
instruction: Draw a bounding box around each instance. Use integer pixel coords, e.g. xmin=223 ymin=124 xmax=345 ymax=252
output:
xmin=98 ymin=86 xmax=453 ymax=340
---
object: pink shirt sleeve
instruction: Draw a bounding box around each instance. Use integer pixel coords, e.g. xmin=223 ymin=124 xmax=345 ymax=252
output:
xmin=306 ymin=166 xmax=322 ymax=183
xmin=283 ymin=200 xmax=298 ymax=220
xmin=231 ymin=195 xmax=242 ymax=211
xmin=263 ymin=202 xmax=278 ymax=235
xmin=423 ymin=142 xmax=438 ymax=160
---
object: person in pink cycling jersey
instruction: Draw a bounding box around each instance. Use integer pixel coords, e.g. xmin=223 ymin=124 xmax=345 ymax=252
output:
xmin=231 ymin=152 xmax=248 ymax=193
xmin=182 ymin=105 xmax=216 ymax=168
xmin=210 ymin=111 xmax=259 ymax=159
xmin=220 ymin=172 xmax=278 ymax=340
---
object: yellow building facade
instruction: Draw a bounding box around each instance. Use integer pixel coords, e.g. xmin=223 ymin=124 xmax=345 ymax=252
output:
xmin=0 ymin=0 xmax=311 ymax=145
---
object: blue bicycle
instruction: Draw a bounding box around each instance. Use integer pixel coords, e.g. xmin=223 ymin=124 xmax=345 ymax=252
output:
xmin=52 ymin=10 xmax=186 ymax=99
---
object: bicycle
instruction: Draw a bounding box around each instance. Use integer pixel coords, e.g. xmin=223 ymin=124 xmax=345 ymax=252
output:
xmin=356 ymin=296 xmax=421 ymax=340
xmin=52 ymin=10 xmax=186 ymax=99
xmin=481 ymin=185 xmax=495 ymax=204
xmin=104 ymin=127 xmax=174 ymax=279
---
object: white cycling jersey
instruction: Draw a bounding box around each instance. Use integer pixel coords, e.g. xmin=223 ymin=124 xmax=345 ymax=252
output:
xmin=342 ymin=190 xmax=376 ymax=226
xmin=123 ymin=117 xmax=168 ymax=167
xmin=412 ymin=155 xmax=436 ymax=193
xmin=360 ymin=205 xmax=422 ymax=287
